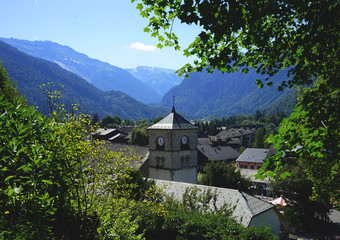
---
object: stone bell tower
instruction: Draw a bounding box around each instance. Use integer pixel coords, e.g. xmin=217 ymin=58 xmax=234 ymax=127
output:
xmin=147 ymin=105 xmax=198 ymax=184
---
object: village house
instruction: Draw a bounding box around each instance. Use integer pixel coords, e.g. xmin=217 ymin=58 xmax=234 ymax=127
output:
xmin=155 ymin=179 xmax=282 ymax=236
xmin=235 ymin=148 xmax=276 ymax=195
xmin=197 ymin=144 xmax=240 ymax=172
xmin=235 ymin=148 xmax=276 ymax=170
xmin=92 ymin=127 xmax=130 ymax=143
xmin=210 ymin=128 xmax=254 ymax=149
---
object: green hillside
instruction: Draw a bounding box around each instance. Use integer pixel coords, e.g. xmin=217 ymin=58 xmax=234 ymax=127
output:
xmin=161 ymin=69 xmax=298 ymax=119
xmin=0 ymin=40 xmax=167 ymax=120
xmin=0 ymin=37 xmax=162 ymax=104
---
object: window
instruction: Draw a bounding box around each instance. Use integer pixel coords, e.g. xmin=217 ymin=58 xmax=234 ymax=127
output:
xmin=181 ymin=157 xmax=185 ymax=166
xmin=186 ymin=156 xmax=191 ymax=166
xmin=156 ymin=157 xmax=164 ymax=167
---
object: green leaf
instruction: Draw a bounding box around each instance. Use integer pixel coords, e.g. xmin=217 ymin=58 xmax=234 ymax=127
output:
xmin=280 ymin=171 xmax=291 ymax=179
xmin=4 ymin=175 xmax=15 ymax=182
xmin=42 ymin=180 xmax=53 ymax=185
xmin=136 ymin=3 xmax=143 ymax=11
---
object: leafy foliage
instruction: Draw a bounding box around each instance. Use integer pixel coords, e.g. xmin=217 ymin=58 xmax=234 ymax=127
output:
xmin=100 ymin=115 xmax=122 ymax=128
xmin=0 ymin=62 xmax=23 ymax=103
xmin=198 ymin=162 xmax=251 ymax=192
xmin=132 ymin=0 xmax=339 ymax=211
xmin=134 ymin=187 xmax=277 ymax=239
xmin=269 ymin=164 xmax=329 ymax=233
xmin=252 ymin=127 xmax=270 ymax=148
xmin=0 ymin=76 xmax=165 ymax=239
xmin=129 ymin=127 xmax=149 ymax=146
xmin=133 ymin=0 xmax=338 ymax=89
xmin=259 ymin=78 xmax=340 ymax=204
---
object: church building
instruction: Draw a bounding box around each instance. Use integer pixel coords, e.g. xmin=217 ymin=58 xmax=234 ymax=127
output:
xmin=147 ymin=106 xmax=198 ymax=184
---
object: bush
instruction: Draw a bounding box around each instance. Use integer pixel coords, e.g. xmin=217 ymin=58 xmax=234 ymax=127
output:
xmin=133 ymin=188 xmax=277 ymax=240
xmin=0 ymin=93 xmax=155 ymax=239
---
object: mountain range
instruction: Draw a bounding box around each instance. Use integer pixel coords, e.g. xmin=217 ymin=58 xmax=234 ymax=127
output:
xmin=0 ymin=40 xmax=167 ymax=120
xmin=126 ymin=66 xmax=183 ymax=96
xmin=161 ymin=70 xmax=298 ymax=119
xmin=0 ymin=37 xmax=168 ymax=104
xmin=0 ymin=37 xmax=298 ymax=120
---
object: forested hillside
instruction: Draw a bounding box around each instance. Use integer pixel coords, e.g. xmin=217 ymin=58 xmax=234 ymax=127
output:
xmin=0 ymin=40 xmax=167 ymax=120
xmin=0 ymin=37 xmax=162 ymax=104
xmin=161 ymin=69 xmax=298 ymax=119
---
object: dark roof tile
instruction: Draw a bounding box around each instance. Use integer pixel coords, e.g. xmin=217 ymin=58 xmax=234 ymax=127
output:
xmin=148 ymin=107 xmax=198 ymax=130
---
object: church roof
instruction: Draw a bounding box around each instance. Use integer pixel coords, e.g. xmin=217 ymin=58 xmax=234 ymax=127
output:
xmin=154 ymin=179 xmax=275 ymax=227
xmin=148 ymin=107 xmax=198 ymax=130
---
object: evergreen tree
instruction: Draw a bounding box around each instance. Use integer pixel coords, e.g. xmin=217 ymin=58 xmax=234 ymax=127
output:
xmin=90 ymin=112 xmax=99 ymax=126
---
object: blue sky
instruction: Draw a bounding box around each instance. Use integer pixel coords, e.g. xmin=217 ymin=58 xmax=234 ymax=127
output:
xmin=0 ymin=0 xmax=199 ymax=69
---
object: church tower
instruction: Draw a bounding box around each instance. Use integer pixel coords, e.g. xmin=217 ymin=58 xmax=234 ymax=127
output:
xmin=147 ymin=106 xmax=198 ymax=184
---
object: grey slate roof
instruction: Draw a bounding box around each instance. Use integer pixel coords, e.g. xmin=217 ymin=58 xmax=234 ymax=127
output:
xmin=197 ymin=144 xmax=240 ymax=161
xmin=148 ymin=107 xmax=198 ymax=130
xmin=238 ymin=169 xmax=271 ymax=184
xmin=236 ymin=148 xmax=273 ymax=163
xmin=94 ymin=128 xmax=118 ymax=136
xmin=154 ymin=179 xmax=274 ymax=227
xmin=216 ymin=128 xmax=254 ymax=139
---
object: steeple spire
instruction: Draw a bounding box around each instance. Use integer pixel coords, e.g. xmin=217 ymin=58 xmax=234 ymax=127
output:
xmin=172 ymin=95 xmax=176 ymax=113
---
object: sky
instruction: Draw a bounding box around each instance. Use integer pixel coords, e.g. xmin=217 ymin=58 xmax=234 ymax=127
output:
xmin=0 ymin=0 xmax=200 ymax=70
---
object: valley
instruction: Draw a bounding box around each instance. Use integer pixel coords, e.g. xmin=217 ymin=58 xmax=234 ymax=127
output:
xmin=0 ymin=37 xmax=298 ymax=121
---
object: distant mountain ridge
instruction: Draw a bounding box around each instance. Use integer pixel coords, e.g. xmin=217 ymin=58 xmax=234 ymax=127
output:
xmin=0 ymin=40 xmax=167 ymax=120
xmin=1 ymin=37 xmax=298 ymax=120
xmin=126 ymin=66 xmax=183 ymax=96
xmin=0 ymin=37 xmax=161 ymax=104
xmin=161 ymin=69 xmax=298 ymax=119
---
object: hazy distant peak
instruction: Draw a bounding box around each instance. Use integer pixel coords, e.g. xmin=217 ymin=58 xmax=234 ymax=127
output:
xmin=0 ymin=37 xmax=161 ymax=104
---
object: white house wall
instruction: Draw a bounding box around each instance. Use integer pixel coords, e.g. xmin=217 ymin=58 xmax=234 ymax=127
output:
xmin=248 ymin=209 xmax=281 ymax=236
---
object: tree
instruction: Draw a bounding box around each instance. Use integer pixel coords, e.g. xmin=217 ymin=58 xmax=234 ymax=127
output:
xmin=129 ymin=127 xmax=149 ymax=146
xmin=252 ymin=127 xmax=269 ymax=148
xmin=132 ymin=0 xmax=338 ymax=89
xmin=123 ymin=118 xmax=134 ymax=126
xmin=90 ymin=112 xmax=100 ymax=126
xmin=133 ymin=0 xmax=339 ymax=206
xmin=198 ymin=161 xmax=251 ymax=192
xmin=135 ymin=119 xmax=150 ymax=128
xmin=0 ymin=62 xmax=24 ymax=103
xmin=269 ymin=164 xmax=329 ymax=232
xmin=112 ymin=115 xmax=122 ymax=126
xmin=0 ymin=68 xmax=165 ymax=239
xmin=259 ymin=78 xmax=340 ymax=204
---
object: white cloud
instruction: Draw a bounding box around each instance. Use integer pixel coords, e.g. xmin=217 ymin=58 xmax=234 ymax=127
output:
xmin=129 ymin=42 xmax=157 ymax=52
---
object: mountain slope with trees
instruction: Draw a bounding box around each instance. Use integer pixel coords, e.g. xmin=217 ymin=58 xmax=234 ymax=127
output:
xmin=0 ymin=37 xmax=161 ymax=104
xmin=0 ymin=40 xmax=167 ymax=120
xmin=161 ymin=69 xmax=298 ymax=119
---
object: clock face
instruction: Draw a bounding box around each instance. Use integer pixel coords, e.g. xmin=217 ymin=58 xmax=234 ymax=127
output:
xmin=157 ymin=137 xmax=164 ymax=146
xmin=181 ymin=135 xmax=188 ymax=145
